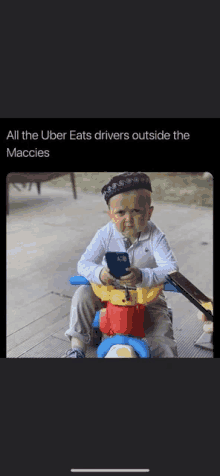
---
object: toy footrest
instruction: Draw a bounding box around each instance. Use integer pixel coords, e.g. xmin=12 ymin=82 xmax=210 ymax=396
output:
xmin=97 ymin=335 xmax=150 ymax=358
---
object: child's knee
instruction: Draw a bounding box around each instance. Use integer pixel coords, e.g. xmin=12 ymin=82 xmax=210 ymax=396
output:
xmin=72 ymin=284 xmax=93 ymax=304
xmin=70 ymin=284 xmax=104 ymax=321
xmin=78 ymin=284 xmax=92 ymax=298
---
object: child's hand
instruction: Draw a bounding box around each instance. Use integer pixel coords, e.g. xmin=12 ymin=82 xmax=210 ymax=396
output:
xmin=119 ymin=267 xmax=142 ymax=287
xmin=100 ymin=267 xmax=116 ymax=286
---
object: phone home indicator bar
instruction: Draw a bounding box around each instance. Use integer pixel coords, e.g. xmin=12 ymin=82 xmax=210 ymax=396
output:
xmin=71 ymin=470 xmax=150 ymax=473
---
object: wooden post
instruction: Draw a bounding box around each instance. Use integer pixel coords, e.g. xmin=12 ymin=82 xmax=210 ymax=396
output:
xmin=36 ymin=182 xmax=41 ymax=194
xmin=70 ymin=173 xmax=77 ymax=199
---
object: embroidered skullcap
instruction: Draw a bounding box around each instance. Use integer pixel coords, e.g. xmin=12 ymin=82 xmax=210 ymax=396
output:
xmin=101 ymin=172 xmax=152 ymax=205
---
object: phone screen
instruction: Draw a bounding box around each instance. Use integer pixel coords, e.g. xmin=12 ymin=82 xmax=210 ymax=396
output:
xmin=105 ymin=252 xmax=131 ymax=279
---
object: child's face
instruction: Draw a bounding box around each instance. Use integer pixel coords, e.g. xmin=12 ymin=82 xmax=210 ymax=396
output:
xmin=107 ymin=189 xmax=153 ymax=239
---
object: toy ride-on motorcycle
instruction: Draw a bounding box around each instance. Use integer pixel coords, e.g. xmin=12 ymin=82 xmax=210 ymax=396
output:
xmin=69 ymin=270 xmax=213 ymax=358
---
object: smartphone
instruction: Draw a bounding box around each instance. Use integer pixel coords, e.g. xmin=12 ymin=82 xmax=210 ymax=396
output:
xmin=105 ymin=252 xmax=131 ymax=279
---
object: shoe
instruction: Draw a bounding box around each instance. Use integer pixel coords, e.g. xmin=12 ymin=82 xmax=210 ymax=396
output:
xmin=66 ymin=348 xmax=85 ymax=358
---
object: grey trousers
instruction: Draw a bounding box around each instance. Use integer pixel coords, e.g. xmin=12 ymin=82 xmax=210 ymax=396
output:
xmin=65 ymin=285 xmax=178 ymax=358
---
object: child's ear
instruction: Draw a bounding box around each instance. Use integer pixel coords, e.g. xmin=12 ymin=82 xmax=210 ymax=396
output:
xmin=107 ymin=209 xmax=111 ymax=219
xmin=148 ymin=206 xmax=154 ymax=219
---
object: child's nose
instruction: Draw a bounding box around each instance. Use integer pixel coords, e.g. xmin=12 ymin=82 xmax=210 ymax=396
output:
xmin=124 ymin=213 xmax=133 ymax=223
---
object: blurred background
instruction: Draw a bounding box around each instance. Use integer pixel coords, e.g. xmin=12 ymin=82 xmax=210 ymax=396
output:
xmin=43 ymin=172 xmax=213 ymax=208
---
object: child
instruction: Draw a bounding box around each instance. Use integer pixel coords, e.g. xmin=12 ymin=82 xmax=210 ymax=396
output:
xmin=65 ymin=172 xmax=179 ymax=358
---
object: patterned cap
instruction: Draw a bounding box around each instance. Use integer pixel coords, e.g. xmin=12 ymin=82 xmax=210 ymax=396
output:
xmin=101 ymin=172 xmax=152 ymax=205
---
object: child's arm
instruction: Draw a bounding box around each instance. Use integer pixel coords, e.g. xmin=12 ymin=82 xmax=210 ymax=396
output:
xmin=77 ymin=229 xmax=107 ymax=285
xmin=138 ymin=233 xmax=179 ymax=288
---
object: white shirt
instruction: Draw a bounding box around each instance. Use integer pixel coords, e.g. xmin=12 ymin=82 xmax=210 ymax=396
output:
xmin=77 ymin=220 xmax=179 ymax=288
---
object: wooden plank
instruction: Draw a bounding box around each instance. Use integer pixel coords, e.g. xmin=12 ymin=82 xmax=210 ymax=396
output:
xmin=7 ymin=293 xmax=68 ymax=335
xmin=7 ymin=287 xmax=54 ymax=314
xmin=173 ymin=310 xmax=213 ymax=358
xmin=8 ymin=316 xmax=70 ymax=358
xmin=7 ymin=262 xmax=75 ymax=311
xmin=18 ymin=336 xmax=70 ymax=358
xmin=167 ymin=271 xmax=213 ymax=320
xmin=51 ymin=326 xmax=70 ymax=342
xmin=7 ymin=300 xmax=71 ymax=353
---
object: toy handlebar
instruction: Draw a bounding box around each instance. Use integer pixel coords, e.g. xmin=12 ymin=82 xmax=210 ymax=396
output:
xmin=69 ymin=275 xmax=178 ymax=292
xmin=69 ymin=276 xmax=90 ymax=286
xmin=69 ymin=274 xmax=213 ymax=321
